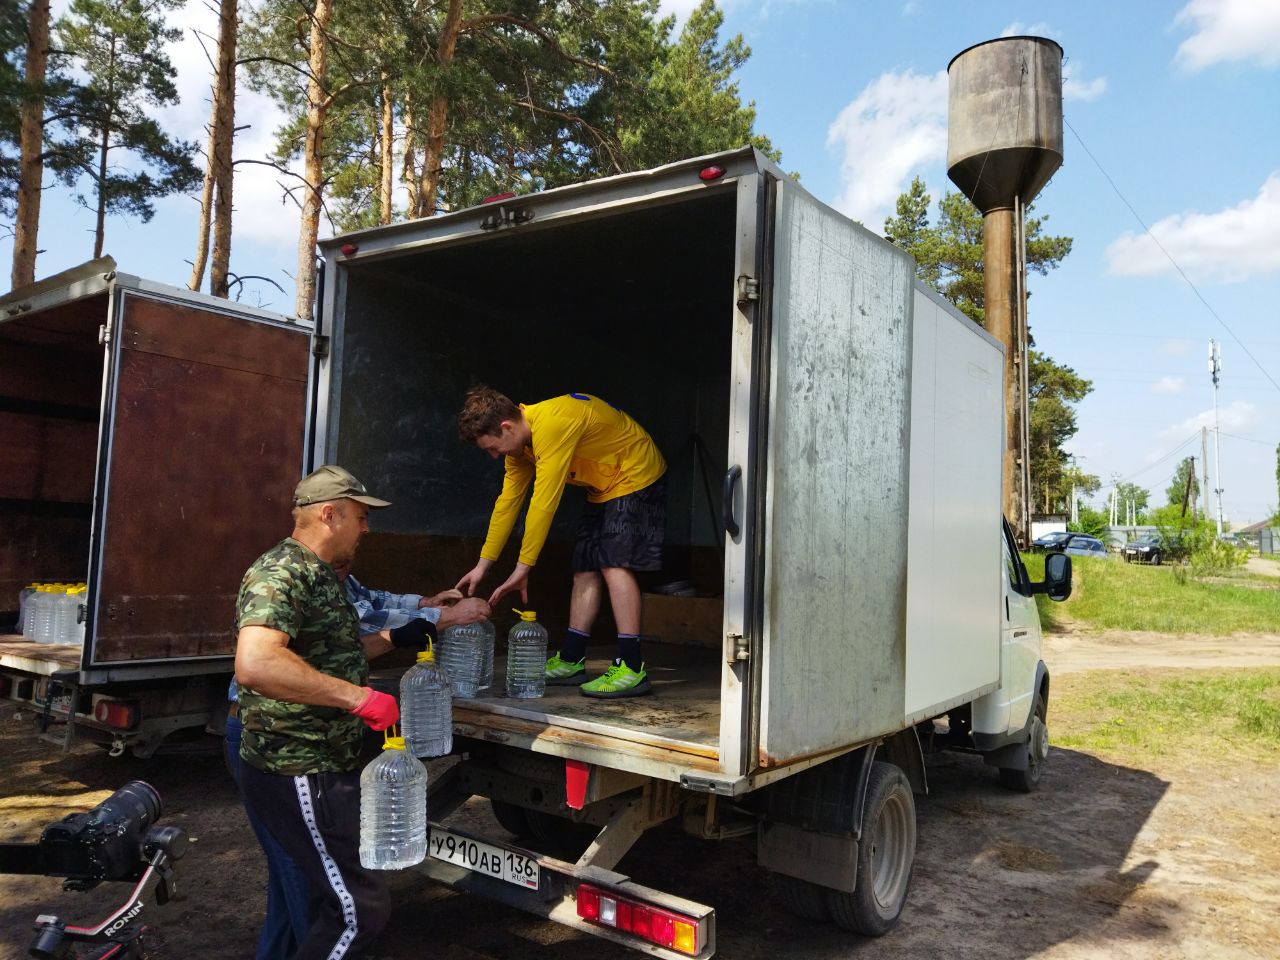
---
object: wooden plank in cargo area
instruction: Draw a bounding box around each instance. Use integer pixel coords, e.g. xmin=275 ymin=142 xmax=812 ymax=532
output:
xmin=391 ymin=645 xmax=721 ymax=761
xmin=0 ymin=635 xmax=82 ymax=674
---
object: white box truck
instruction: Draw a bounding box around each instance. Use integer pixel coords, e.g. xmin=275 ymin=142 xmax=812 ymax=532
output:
xmin=311 ymin=147 xmax=1071 ymax=957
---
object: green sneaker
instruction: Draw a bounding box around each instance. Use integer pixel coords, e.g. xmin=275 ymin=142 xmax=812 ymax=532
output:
xmin=545 ymin=652 xmax=587 ymax=685
xmin=580 ymin=659 xmax=652 ymax=699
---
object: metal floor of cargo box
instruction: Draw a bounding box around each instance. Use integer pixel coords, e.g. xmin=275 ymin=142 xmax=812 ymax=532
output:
xmin=377 ymin=643 xmax=721 ymax=760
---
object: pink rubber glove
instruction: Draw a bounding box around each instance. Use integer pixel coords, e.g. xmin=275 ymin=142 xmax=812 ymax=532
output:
xmin=350 ymin=688 xmax=399 ymax=731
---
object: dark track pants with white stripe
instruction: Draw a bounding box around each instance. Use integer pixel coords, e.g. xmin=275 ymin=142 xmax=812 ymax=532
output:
xmin=240 ymin=763 xmax=391 ymax=960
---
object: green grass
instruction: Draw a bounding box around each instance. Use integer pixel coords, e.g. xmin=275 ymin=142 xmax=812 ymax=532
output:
xmin=1022 ymin=552 xmax=1280 ymax=635
xmin=1053 ymin=669 xmax=1280 ymax=763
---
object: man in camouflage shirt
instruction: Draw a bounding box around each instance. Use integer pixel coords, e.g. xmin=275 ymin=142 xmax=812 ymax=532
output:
xmin=234 ymin=465 xmax=405 ymax=960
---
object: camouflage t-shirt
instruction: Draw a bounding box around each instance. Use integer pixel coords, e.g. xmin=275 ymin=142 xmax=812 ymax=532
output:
xmin=235 ymin=538 xmax=367 ymax=775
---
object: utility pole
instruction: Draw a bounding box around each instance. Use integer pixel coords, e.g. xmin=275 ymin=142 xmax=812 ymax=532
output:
xmin=1200 ymin=426 xmax=1211 ymax=521
xmin=1069 ymin=455 xmax=1079 ymax=525
xmin=1181 ymin=456 xmax=1196 ymax=519
xmin=1209 ymin=340 xmax=1224 ymax=536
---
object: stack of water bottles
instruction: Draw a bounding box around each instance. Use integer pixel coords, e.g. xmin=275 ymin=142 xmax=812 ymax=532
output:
xmin=399 ymin=639 xmax=453 ymax=758
xmin=439 ymin=621 xmax=495 ymax=699
xmin=358 ymin=727 xmax=428 ymax=870
xmin=17 ymin=582 xmax=88 ymax=645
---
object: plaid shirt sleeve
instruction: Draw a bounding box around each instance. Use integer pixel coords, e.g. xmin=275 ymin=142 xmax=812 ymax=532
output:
xmin=345 ymin=575 xmax=440 ymax=632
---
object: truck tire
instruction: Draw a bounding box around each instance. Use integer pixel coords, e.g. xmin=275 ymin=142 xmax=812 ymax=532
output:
xmin=777 ymin=875 xmax=832 ymax=921
xmin=490 ymin=800 xmax=533 ymax=839
xmin=999 ymin=692 xmax=1048 ymax=793
xmin=826 ymin=761 xmax=916 ymax=937
xmin=1151 ymin=552 xmax=1161 ymax=566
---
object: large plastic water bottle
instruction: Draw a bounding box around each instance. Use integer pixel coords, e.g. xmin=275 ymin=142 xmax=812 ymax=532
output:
xmin=55 ymin=588 xmax=83 ymax=645
xmin=505 ymin=609 xmax=547 ymax=699
xmin=440 ymin=623 xmax=486 ymax=698
xmin=17 ymin=584 xmax=37 ymax=636
xmin=358 ymin=734 xmax=428 ymax=870
xmin=33 ymin=586 xmax=59 ymax=644
xmin=400 ymin=644 xmax=453 ymax=757
xmin=477 ymin=620 xmax=497 ymax=692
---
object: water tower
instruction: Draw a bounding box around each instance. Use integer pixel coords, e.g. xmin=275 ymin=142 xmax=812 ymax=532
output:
xmin=947 ymin=37 xmax=1063 ymax=544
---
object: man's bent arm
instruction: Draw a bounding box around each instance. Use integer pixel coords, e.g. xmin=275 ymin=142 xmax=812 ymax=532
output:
xmin=235 ymin=625 xmax=366 ymax=710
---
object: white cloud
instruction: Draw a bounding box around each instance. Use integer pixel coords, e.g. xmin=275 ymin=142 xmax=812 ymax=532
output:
xmin=1174 ymin=0 xmax=1280 ymax=71
xmin=1160 ymin=400 xmax=1258 ymax=438
xmin=1000 ymin=21 xmax=1058 ymax=40
xmin=1106 ymin=172 xmax=1280 ymax=283
xmin=1150 ymin=376 xmax=1187 ymax=395
xmin=825 ymin=69 xmax=947 ymax=226
xmin=1063 ymin=70 xmax=1107 ymax=102
xmin=1159 ymin=338 xmax=1195 ymax=356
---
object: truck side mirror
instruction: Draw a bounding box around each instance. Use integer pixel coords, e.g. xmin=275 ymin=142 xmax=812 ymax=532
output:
xmin=1030 ymin=552 xmax=1072 ymax=602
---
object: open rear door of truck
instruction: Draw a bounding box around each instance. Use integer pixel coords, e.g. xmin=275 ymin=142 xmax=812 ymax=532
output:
xmin=753 ymin=180 xmax=917 ymax=768
xmin=86 ymin=283 xmax=310 ymax=672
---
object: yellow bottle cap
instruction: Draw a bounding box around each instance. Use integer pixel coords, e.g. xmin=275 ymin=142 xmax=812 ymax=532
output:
xmin=513 ymin=609 xmax=537 ymax=621
xmin=383 ymin=735 xmax=407 ymax=751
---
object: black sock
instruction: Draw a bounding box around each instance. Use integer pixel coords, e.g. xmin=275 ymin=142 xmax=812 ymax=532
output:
xmin=561 ymin=628 xmax=590 ymax=662
xmin=617 ymin=634 xmax=641 ymax=672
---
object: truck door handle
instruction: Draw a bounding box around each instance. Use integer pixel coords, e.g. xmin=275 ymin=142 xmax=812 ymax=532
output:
xmin=723 ymin=465 xmax=742 ymax=539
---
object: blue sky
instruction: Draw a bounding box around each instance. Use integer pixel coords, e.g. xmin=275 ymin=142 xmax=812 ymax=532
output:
xmin=7 ymin=0 xmax=1280 ymax=522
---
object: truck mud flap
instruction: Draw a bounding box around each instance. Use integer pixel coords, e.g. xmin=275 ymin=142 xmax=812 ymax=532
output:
xmin=418 ymin=821 xmax=715 ymax=959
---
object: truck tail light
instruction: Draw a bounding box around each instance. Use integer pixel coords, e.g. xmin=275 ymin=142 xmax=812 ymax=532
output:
xmin=697 ymin=165 xmax=725 ymax=182
xmin=575 ymin=883 xmax=703 ymax=955
xmin=94 ymin=699 xmax=138 ymax=730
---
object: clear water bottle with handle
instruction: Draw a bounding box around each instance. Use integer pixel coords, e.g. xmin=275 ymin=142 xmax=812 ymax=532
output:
xmin=477 ymin=620 xmax=496 ymax=692
xmin=34 ymin=586 xmax=59 ymax=644
xmin=439 ymin=623 xmax=485 ymax=698
xmin=17 ymin=584 xmax=37 ymax=636
xmin=505 ymin=609 xmax=547 ymax=699
xmin=358 ymin=731 xmax=428 ymax=870
xmin=400 ymin=641 xmax=453 ymax=757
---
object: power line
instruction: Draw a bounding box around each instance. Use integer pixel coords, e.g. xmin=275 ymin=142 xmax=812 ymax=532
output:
xmin=1063 ymin=117 xmax=1280 ymax=396
xmin=1097 ymin=431 xmax=1199 ymax=490
xmin=1219 ymin=431 xmax=1275 ymax=447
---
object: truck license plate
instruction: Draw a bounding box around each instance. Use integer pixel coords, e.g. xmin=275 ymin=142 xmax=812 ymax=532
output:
xmin=429 ymin=827 xmax=540 ymax=890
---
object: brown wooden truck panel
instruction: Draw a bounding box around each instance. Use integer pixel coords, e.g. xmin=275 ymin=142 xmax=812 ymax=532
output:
xmin=90 ymin=294 xmax=309 ymax=663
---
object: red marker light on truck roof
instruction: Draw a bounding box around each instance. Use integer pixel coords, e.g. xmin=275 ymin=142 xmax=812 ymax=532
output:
xmin=339 ymin=243 xmax=358 ymax=256
xmin=482 ymin=191 xmax=516 ymax=204
xmin=697 ymin=165 xmax=725 ymax=182
xmin=576 ymin=883 xmax=702 ymax=955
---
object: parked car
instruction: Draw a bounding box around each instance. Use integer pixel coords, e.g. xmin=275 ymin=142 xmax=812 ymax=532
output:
xmin=1124 ymin=535 xmax=1164 ymax=565
xmin=1031 ymin=530 xmax=1072 ymax=551
xmin=1063 ymin=535 xmax=1108 ymax=558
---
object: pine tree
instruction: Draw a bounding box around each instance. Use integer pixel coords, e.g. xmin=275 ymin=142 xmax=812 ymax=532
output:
xmin=50 ymin=0 xmax=201 ymax=259
xmin=885 ymin=179 xmax=1088 ymax=512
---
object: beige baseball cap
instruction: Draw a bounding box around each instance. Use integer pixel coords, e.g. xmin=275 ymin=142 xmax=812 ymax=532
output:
xmin=293 ymin=465 xmax=391 ymax=508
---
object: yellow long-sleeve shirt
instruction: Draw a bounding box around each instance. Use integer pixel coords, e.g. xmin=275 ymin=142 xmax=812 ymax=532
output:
xmin=480 ymin=394 xmax=667 ymax=567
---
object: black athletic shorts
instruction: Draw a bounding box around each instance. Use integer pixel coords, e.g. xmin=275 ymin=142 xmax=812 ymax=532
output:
xmin=572 ymin=477 xmax=667 ymax=573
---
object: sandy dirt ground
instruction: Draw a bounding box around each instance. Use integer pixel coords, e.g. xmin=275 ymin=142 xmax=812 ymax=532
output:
xmin=2 ymin=629 xmax=1278 ymax=960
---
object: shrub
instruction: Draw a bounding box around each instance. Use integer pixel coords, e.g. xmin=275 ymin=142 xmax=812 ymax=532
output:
xmin=1189 ymin=538 xmax=1251 ymax=577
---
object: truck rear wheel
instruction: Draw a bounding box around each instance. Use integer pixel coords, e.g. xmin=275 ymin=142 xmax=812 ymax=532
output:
xmin=777 ymin=875 xmax=832 ymax=921
xmin=489 ymin=800 xmax=533 ymax=839
xmin=826 ymin=761 xmax=916 ymax=937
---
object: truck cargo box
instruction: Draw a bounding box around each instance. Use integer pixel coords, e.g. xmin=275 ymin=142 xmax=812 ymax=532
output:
xmin=0 ymin=261 xmax=309 ymax=687
xmin=320 ymin=147 xmax=1005 ymax=792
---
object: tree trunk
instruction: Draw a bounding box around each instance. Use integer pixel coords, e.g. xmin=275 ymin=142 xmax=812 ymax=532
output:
xmin=294 ymin=0 xmax=333 ymax=319
xmin=379 ymin=77 xmax=393 ymax=225
xmin=189 ymin=151 xmax=215 ymax=290
xmin=403 ymin=94 xmax=418 ymax=215
xmin=11 ymin=0 xmax=50 ymax=289
xmin=209 ymin=0 xmax=239 ymax=298
xmin=93 ymin=127 xmax=109 ymax=259
xmin=412 ymin=0 xmax=462 ymax=219
xmin=93 ymin=38 xmax=118 ymax=260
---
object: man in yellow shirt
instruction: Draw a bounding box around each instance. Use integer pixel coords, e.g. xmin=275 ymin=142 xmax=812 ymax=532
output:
xmin=455 ymin=386 xmax=667 ymax=698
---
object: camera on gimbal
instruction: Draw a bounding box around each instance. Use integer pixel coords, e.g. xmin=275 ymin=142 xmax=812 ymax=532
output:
xmin=0 ymin=781 xmax=188 ymax=959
